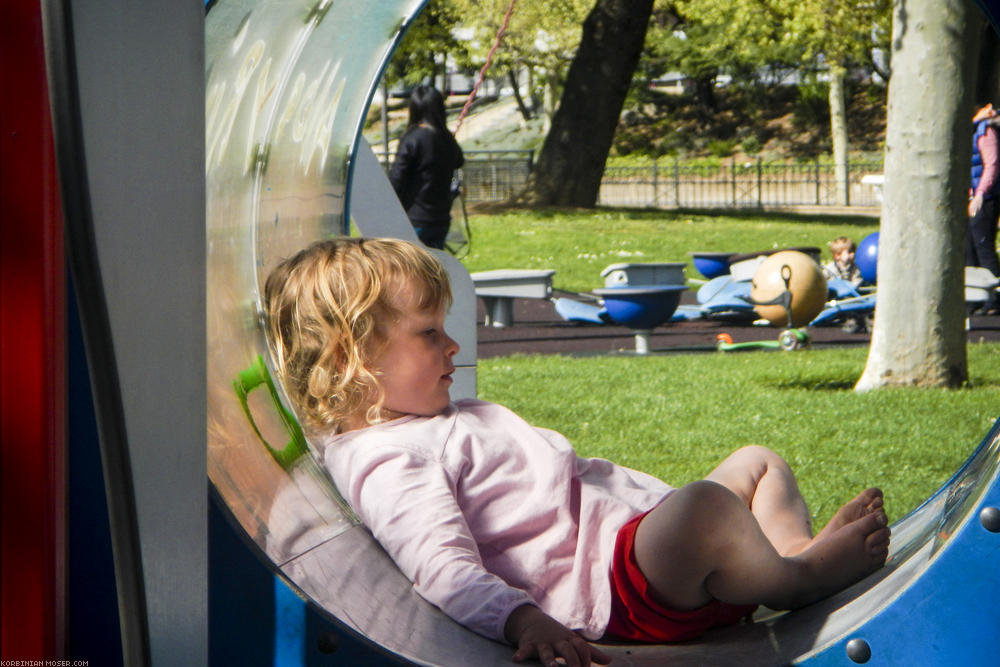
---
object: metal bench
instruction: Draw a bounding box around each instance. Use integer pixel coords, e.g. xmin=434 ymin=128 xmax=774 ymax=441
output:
xmin=471 ymin=268 xmax=556 ymax=327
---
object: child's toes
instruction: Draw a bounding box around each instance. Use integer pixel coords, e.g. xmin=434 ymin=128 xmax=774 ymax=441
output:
xmin=860 ymin=487 xmax=883 ymax=510
xmin=851 ymin=508 xmax=888 ymax=539
xmin=865 ymin=527 xmax=891 ymax=562
xmin=869 ymin=525 xmax=890 ymax=546
xmin=865 ymin=495 xmax=884 ymax=513
xmin=862 ymin=507 xmax=885 ymax=526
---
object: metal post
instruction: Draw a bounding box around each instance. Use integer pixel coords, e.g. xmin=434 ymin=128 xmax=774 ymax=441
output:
xmin=815 ymin=158 xmax=821 ymax=205
xmin=845 ymin=159 xmax=851 ymax=207
xmin=652 ymin=158 xmax=659 ymax=208
xmin=757 ymin=157 xmax=763 ymax=208
xmin=731 ymin=159 xmax=737 ymax=207
xmin=673 ymin=157 xmax=680 ymax=207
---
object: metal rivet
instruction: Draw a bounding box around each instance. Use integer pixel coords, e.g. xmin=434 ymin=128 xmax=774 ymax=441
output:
xmin=981 ymin=506 xmax=1000 ymax=533
xmin=846 ymin=637 xmax=871 ymax=663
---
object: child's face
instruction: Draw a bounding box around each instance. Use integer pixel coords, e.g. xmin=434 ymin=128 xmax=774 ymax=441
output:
xmin=834 ymin=247 xmax=855 ymax=268
xmin=368 ymin=285 xmax=459 ymax=423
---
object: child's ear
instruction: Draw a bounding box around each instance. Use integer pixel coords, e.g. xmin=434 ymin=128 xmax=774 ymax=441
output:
xmin=332 ymin=343 xmax=352 ymax=373
xmin=323 ymin=340 xmax=350 ymax=379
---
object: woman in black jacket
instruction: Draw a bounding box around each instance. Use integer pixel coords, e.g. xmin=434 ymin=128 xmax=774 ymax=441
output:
xmin=389 ymin=85 xmax=464 ymax=250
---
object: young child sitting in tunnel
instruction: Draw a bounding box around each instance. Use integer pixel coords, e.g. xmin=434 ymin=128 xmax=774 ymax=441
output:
xmin=263 ymin=237 xmax=890 ymax=667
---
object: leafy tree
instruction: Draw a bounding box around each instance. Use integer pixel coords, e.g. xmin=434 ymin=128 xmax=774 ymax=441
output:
xmin=856 ymin=0 xmax=980 ymax=390
xmin=448 ymin=0 xmax=591 ymax=123
xmin=645 ymin=1 xmax=800 ymax=113
xmin=776 ymin=0 xmax=892 ymax=204
xmin=667 ymin=0 xmax=891 ymax=200
xmin=644 ymin=15 xmax=726 ymax=115
xmin=385 ymin=2 xmax=470 ymax=94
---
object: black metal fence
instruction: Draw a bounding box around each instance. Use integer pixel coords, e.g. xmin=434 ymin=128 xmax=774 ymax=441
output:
xmin=459 ymin=150 xmax=535 ymax=202
xmin=376 ymin=150 xmax=884 ymax=209
xmin=598 ymin=158 xmax=884 ymax=209
xmin=374 ymin=149 xmax=535 ymax=203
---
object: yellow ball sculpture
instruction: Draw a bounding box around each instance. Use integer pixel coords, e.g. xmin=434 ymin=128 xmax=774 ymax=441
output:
xmin=750 ymin=251 xmax=827 ymax=327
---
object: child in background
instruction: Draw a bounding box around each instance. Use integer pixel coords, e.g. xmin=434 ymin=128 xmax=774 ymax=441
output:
xmin=823 ymin=236 xmax=863 ymax=288
xmin=265 ymin=238 xmax=890 ymax=667
xmin=968 ymin=101 xmax=1000 ymax=314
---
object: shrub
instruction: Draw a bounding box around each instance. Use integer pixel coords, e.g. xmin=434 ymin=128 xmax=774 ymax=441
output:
xmin=707 ymin=138 xmax=739 ymax=157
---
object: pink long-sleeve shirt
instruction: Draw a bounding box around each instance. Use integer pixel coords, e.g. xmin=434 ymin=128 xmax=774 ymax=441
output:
xmin=975 ymin=124 xmax=999 ymax=198
xmin=318 ymin=399 xmax=673 ymax=641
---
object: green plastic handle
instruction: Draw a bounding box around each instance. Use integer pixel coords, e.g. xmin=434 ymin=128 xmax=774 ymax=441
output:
xmin=233 ymin=355 xmax=308 ymax=471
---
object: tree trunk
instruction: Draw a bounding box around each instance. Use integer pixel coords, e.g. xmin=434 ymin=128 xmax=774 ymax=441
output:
xmin=828 ymin=67 xmax=849 ymax=206
xmin=856 ymin=0 xmax=977 ymax=391
xmin=692 ymin=75 xmax=718 ymax=118
xmin=508 ymin=67 xmax=532 ymax=122
xmin=521 ymin=0 xmax=654 ymax=207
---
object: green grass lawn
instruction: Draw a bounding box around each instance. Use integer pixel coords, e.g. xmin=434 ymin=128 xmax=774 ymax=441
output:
xmin=478 ymin=346 xmax=1000 ymax=531
xmin=463 ymin=207 xmax=999 ymax=530
xmin=460 ymin=207 xmax=879 ymax=292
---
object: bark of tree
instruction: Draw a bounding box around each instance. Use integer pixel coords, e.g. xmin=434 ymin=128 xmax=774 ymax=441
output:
xmin=507 ymin=68 xmax=533 ymax=121
xmin=856 ymin=0 xmax=977 ymax=391
xmin=692 ymin=75 xmax=719 ymax=118
xmin=520 ymin=0 xmax=654 ymax=207
xmin=828 ymin=68 xmax=850 ymax=206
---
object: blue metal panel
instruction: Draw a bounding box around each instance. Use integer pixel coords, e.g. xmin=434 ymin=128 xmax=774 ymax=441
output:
xmin=802 ymin=420 xmax=1000 ymax=665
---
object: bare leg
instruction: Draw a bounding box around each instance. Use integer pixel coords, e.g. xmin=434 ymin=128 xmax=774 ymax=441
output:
xmin=633 ymin=479 xmax=890 ymax=612
xmin=705 ymin=446 xmax=885 ymax=557
xmin=704 ymin=446 xmax=815 ymax=556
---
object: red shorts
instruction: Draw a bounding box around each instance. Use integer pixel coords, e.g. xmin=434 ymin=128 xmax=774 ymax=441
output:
xmin=603 ymin=512 xmax=758 ymax=643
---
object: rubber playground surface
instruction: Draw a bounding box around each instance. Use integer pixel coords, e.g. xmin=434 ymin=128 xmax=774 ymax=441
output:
xmin=476 ymin=294 xmax=1000 ymax=358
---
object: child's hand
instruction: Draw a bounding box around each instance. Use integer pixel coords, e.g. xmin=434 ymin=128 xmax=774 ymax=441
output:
xmin=505 ymin=604 xmax=612 ymax=666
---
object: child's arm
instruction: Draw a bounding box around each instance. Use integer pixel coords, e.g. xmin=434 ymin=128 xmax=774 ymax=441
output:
xmin=971 ymin=125 xmax=999 ymax=215
xmin=505 ymin=604 xmax=612 ymax=667
xmin=331 ymin=435 xmax=621 ymax=660
xmin=342 ymin=444 xmax=536 ymax=640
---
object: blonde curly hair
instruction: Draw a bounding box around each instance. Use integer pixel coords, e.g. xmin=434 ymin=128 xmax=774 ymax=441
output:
xmin=263 ymin=238 xmax=452 ymax=432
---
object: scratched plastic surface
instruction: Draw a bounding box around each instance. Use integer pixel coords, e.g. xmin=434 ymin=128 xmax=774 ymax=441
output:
xmin=205 ymin=0 xmax=423 ymax=563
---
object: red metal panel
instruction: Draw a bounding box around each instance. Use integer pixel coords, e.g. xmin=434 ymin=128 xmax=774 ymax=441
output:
xmin=1 ymin=0 xmax=67 ymax=659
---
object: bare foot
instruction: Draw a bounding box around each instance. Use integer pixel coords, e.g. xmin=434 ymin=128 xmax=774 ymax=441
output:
xmin=815 ymin=488 xmax=884 ymax=541
xmin=781 ymin=488 xmax=884 ymax=558
xmin=781 ymin=510 xmax=891 ymax=609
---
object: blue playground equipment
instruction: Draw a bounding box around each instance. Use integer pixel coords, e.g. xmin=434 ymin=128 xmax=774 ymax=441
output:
xmin=594 ymin=286 xmax=687 ymax=329
xmin=689 ymin=251 xmax=737 ymax=280
xmin=553 ymin=262 xmax=690 ymax=352
xmin=555 ymin=263 xmax=687 ymax=321
xmin=593 ymin=285 xmax=687 ymax=354
xmin=559 ymin=254 xmax=877 ymax=335
xmin=856 ymin=232 xmax=880 ymax=285
xmin=8 ymin=0 xmax=1000 ymax=664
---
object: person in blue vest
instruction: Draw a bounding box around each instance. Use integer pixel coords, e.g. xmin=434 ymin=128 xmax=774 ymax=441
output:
xmin=390 ymin=85 xmax=464 ymax=250
xmin=968 ymin=101 xmax=1000 ymax=313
